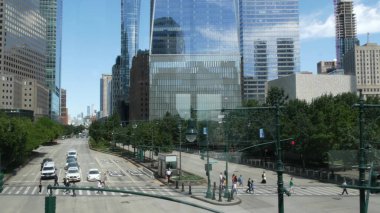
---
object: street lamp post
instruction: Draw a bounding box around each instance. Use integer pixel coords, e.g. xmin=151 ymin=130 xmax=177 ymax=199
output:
xmin=178 ymin=123 xmax=182 ymax=179
xmin=204 ymin=126 xmax=212 ymax=198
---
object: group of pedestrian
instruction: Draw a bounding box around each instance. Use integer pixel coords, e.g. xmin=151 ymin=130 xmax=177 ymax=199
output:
xmin=62 ymin=177 xmax=76 ymax=196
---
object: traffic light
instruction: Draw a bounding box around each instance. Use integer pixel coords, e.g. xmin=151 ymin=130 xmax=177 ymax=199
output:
xmin=370 ymin=171 xmax=380 ymax=194
xmin=291 ymin=140 xmax=296 ymax=146
xmin=0 ymin=172 xmax=4 ymax=193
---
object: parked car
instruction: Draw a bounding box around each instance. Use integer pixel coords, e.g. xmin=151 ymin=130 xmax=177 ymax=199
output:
xmin=40 ymin=158 xmax=53 ymax=171
xmin=66 ymin=167 xmax=81 ymax=182
xmin=87 ymin=168 xmax=101 ymax=181
xmin=41 ymin=162 xmax=56 ymax=179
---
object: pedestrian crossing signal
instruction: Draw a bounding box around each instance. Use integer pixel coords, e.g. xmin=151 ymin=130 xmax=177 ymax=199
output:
xmin=291 ymin=141 xmax=295 ymax=146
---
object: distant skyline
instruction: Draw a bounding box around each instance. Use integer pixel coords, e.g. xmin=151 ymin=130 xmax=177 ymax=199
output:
xmin=62 ymin=0 xmax=380 ymax=118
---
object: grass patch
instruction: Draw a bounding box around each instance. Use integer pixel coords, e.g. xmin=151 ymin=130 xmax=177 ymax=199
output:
xmin=172 ymin=171 xmax=205 ymax=182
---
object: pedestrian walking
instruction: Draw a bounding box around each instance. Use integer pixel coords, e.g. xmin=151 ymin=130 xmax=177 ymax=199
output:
xmin=38 ymin=180 xmax=42 ymax=193
xmin=221 ymin=176 xmax=226 ymax=190
xmin=219 ymin=172 xmax=223 ymax=187
xmin=341 ymin=178 xmax=348 ymax=195
xmin=289 ymin=177 xmax=295 ymax=193
xmin=71 ymin=182 xmax=76 ymax=197
xmin=245 ymin=178 xmax=251 ymax=193
xmin=238 ymin=175 xmax=243 ymax=187
xmin=166 ymin=168 xmax=172 ymax=184
xmin=250 ymin=180 xmax=255 ymax=194
xmin=232 ymin=181 xmax=238 ymax=196
xmin=97 ymin=180 xmax=103 ymax=194
xmin=54 ymin=175 xmax=59 ymax=186
xmin=261 ymin=171 xmax=266 ymax=184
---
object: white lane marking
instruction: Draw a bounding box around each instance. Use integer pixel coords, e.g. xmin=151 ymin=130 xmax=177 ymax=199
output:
xmin=31 ymin=186 xmax=38 ymax=194
xmin=7 ymin=186 xmax=16 ymax=195
xmin=110 ymin=159 xmax=135 ymax=183
xmin=138 ymin=186 xmax=147 ymax=194
xmin=163 ymin=188 xmax=175 ymax=196
xmin=55 ymin=189 xmax=59 ymax=195
xmin=2 ymin=186 xmax=10 ymax=193
xmin=87 ymin=190 xmax=91 ymax=195
xmin=15 ymin=186 xmax=24 ymax=194
xmin=24 ymin=186 xmax=31 ymax=195
xmin=79 ymin=190 xmax=83 ymax=196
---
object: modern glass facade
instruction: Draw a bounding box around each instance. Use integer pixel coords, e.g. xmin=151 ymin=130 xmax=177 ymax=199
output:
xmin=121 ymin=0 xmax=141 ymax=102
xmin=40 ymin=0 xmax=63 ymax=120
xmin=239 ymin=0 xmax=300 ymax=102
xmin=150 ymin=0 xmax=242 ymax=120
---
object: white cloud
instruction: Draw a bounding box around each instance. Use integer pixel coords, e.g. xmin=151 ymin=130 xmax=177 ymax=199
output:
xmin=300 ymin=1 xmax=380 ymax=40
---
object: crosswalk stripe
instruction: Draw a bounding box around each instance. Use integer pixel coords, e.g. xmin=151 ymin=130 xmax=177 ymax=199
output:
xmin=7 ymin=186 xmax=16 ymax=195
xmin=15 ymin=187 xmax=24 ymax=195
xmin=54 ymin=189 xmax=59 ymax=195
xmin=2 ymin=186 xmax=9 ymax=193
xmin=79 ymin=190 xmax=83 ymax=195
xmin=162 ymin=188 xmax=174 ymax=196
xmin=24 ymin=186 xmax=31 ymax=195
xmin=31 ymin=186 xmax=38 ymax=194
xmin=87 ymin=190 xmax=91 ymax=195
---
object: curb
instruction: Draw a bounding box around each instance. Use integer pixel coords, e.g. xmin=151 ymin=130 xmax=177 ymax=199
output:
xmin=191 ymin=195 xmax=242 ymax=206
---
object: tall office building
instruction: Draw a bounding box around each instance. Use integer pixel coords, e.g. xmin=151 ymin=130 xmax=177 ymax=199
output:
xmin=239 ymin=0 xmax=300 ymax=102
xmin=111 ymin=56 xmax=123 ymax=116
xmin=0 ymin=0 xmax=49 ymax=117
xmin=40 ymin=0 xmax=63 ymax=121
xmin=121 ymin=0 xmax=140 ymax=104
xmin=60 ymin=88 xmax=68 ymax=124
xmin=100 ymin=74 xmax=112 ymax=118
xmin=334 ymin=0 xmax=359 ymax=69
xmin=150 ymin=0 xmax=242 ymax=119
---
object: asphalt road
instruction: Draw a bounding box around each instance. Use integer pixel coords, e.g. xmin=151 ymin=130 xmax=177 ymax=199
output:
xmin=1 ymin=138 xmax=380 ymax=213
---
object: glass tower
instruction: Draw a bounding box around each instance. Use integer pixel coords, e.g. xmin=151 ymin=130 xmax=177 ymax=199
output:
xmin=121 ymin=0 xmax=141 ymax=103
xmin=40 ymin=0 xmax=63 ymax=120
xmin=150 ymin=0 xmax=242 ymax=120
xmin=239 ymin=0 xmax=300 ymax=102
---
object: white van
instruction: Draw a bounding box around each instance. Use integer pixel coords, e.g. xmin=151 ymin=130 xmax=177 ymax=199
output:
xmin=41 ymin=162 xmax=56 ymax=179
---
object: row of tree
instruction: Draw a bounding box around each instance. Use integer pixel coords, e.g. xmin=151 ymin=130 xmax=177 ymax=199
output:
xmin=0 ymin=113 xmax=83 ymax=171
xmin=89 ymin=89 xmax=380 ymax=169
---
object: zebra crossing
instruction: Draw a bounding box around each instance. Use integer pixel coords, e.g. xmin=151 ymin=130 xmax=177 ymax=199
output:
xmin=189 ymin=185 xmax=360 ymax=196
xmin=236 ymin=185 xmax=360 ymax=196
xmin=0 ymin=185 xmax=179 ymax=197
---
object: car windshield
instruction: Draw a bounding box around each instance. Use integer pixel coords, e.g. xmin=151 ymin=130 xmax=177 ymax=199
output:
xmin=43 ymin=167 xmax=54 ymax=171
xmin=68 ymin=152 xmax=76 ymax=155
xmin=89 ymin=170 xmax=99 ymax=174
xmin=67 ymin=158 xmax=76 ymax=163
xmin=68 ymin=169 xmax=78 ymax=173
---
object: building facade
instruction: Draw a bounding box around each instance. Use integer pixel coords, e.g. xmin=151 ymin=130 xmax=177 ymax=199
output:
xmin=239 ymin=0 xmax=300 ymax=102
xmin=343 ymin=43 xmax=380 ymax=98
xmin=40 ymin=0 xmax=63 ymax=121
xmin=60 ymin=88 xmax=68 ymax=124
xmin=129 ymin=50 xmax=149 ymax=121
xmin=317 ymin=60 xmax=337 ymax=74
xmin=0 ymin=0 xmax=49 ymax=117
xmin=150 ymin=0 xmax=242 ymax=120
xmin=334 ymin=0 xmax=359 ymax=69
xmin=121 ymin=0 xmax=140 ymax=103
xmin=267 ymin=73 xmax=356 ymax=103
xmin=100 ymin=74 xmax=112 ymax=118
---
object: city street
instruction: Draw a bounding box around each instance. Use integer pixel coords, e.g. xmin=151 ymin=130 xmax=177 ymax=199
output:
xmin=1 ymin=137 xmax=380 ymax=213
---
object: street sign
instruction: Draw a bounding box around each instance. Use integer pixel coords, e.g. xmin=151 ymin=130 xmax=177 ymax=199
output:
xmin=205 ymin=163 xmax=212 ymax=171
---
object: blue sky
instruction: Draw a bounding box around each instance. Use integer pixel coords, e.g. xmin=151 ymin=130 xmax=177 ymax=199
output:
xmin=62 ymin=0 xmax=380 ymax=119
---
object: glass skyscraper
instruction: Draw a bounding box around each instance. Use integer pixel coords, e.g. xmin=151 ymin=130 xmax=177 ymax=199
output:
xmin=150 ymin=0 xmax=242 ymax=120
xmin=121 ymin=0 xmax=141 ymax=103
xmin=40 ymin=0 xmax=63 ymax=120
xmin=239 ymin=0 xmax=300 ymax=102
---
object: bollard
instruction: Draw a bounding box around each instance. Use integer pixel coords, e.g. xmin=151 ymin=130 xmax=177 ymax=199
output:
xmin=212 ymin=182 xmax=216 ymax=200
xmin=218 ymin=185 xmax=222 ymax=202
xmin=189 ymin=182 xmax=192 ymax=195
xmin=230 ymin=188 xmax=234 ymax=201
xmin=181 ymin=182 xmax=185 ymax=192
xmin=175 ymin=181 xmax=179 ymax=189
xmin=227 ymin=190 xmax=231 ymax=202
